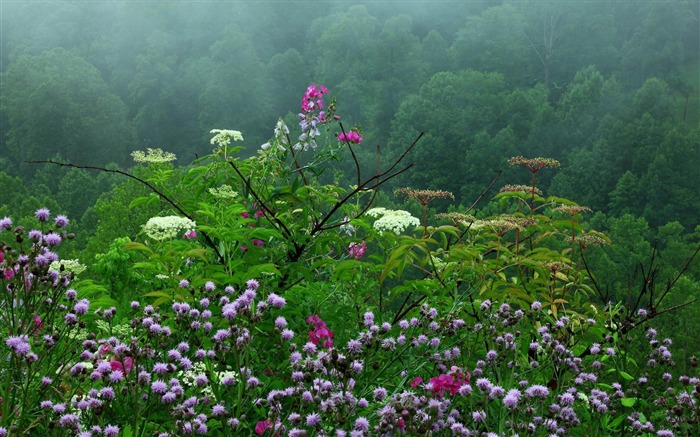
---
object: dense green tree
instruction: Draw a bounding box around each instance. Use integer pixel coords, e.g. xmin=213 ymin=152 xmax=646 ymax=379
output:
xmin=1 ymin=48 xmax=135 ymax=177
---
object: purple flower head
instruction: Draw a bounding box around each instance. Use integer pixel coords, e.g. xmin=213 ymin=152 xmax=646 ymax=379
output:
xmin=0 ymin=217 xmax=12 ymax=230
xmin=246 ymin=279 xmax=259 ymax=290
xmin=5 ymin=335 xmax=31 ymax=355
xmin=267 ymin=293 xmax=286 ymax=308
xmin=28 ymin=229 xmax=43 ymax=242
xmin=54 ymin=215 xmax=69 ymax=228
xmin=281 ymin=329 xmax=294 ymax=341
xmin=104 ymin=425 xmax=120 ymax=437
xmin=35 ymin=208 xmax=50 ymax=222
xmin=306 ymin=412 xmax=321 ymax=427
xmin=74 ymin=299 xmax=90 ymax=315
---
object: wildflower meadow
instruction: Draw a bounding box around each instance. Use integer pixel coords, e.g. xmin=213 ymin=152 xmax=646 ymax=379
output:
xmin=0 ymin=85 xmax=698 ymax=437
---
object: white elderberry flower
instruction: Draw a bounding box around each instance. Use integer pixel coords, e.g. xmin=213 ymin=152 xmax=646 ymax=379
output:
xmin=208 ymin=184 xmax=239 ymax=200
xmin=143 ymin=216 xmax=196 ymax=241
xmin=131 ymin=148 xmax=177 ymax=164
xmin=50 ymin=259 xmax=87 ymax=276
xmin=210 ymin=129 xmax=244 ymax=147
xmin=371 ymin=209 xmax=420 ymax=234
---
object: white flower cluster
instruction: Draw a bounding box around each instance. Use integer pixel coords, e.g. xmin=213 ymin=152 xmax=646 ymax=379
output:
xmin=210 ymin=129 xmax=244 ymax=147
xmin=367 ymin=208 xmax=420 ymax=234
xmin=143 ymin=216 xmax=196 ymax=241
xmin=131 ymin=148 xmax=177 ymax=164
xmin=49 ymin=259 xmax=87 ymax=276
xmin=209 ymin=184 xmax=238 ymax=200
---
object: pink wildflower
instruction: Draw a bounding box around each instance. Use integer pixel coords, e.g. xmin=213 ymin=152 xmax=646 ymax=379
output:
xmin=348 ymin=241 xmax=367 ymax=260
xmin=255 ymin=419 xmax=271 ymax=435
xmin=337 ymin=131 xmax=363 ymax=144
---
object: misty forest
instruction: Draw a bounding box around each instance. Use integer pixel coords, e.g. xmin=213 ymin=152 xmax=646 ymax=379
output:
xmin=0 ymin=0 xmax=699 ymax=435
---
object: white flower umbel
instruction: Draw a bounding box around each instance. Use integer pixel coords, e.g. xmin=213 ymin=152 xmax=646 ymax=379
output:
xmin=209 ymin=184 xmax=239 ymax=200
xmin=143 ymin=216 xmax=196 ymax=241
xmin=210 ymin=129 xmax=244 ymax=147
xmin=131 ymin=148 xmax=177 ymax=164
xmin=49 ymin=259 xmax=87 ymax=276
xmin=369 ymin=208 xmax=420 ymax=234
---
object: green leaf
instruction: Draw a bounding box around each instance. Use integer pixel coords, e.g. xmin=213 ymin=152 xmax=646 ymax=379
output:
xmin=618 ymin=371 xmax=634 ymax=381
xmin=621 ymin=397 xmax=637 ymax=407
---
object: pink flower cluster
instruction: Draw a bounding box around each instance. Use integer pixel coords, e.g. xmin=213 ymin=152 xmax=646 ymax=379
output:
xmin=348 ymin=241 xmax=367 ymax=260
xmin=337 ymin=131 xmax=363 ymax=144
xmin=301 ymin=84 xmax=328 ymax=113
xmin=306 ymin=315 xmax=334 ymax=348
xmin=428 ymin=367 xmax=471 ymax=398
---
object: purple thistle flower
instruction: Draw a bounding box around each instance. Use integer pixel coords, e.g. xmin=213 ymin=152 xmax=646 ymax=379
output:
xmin=267 ymin=293 xmax=286 ymax=308
xmin=35 ymin=208 xmax=50 ymax=222
xmin=161 ymin=392 xmax=177 ymax=403
xmin=503 ymin=389 xmax=521 ymax=409
xmin=306 ymin=412 xmax=321 ymax=427
xmin=354 ymin=417 xmax=370 ymax=432
xmin=5 ymin=335 xmax=31 ymax=355
xmin=525 ymin=385 xmax=550 ymax=398
xmin=54 ymin=215 xmax=69 ymax=227
xmin=281 ymin=329 xmax=294 ymax=341
xmin=204 ymin=281 xmax=216 ymax=292
xmin=109 ymin=370 xmax=124 ymax=383
xmin=212 ymin=404 xmax=227 ymax=416
xmin=246 ymin=279 xmax=259 ymax=290
xmin=373 ymin=387 xmax=387 ymax=400
xmin=151 ymin=380 xmax=168 ymax=394
xmin=74 ymin=299 xmax=90 ymax=315
xmin=59 ymin=414 xmax=80 ymax=428
xmin=44 ymin=233 xmax=62 ymax=246
xmin=0 ymin=217 xmax=12 ymax=230
xmin=100 ymin=387 xmax=116 ymax=400
xmin=274 ymin=316 xmax=287 ymax=329
xmin=103 ymin=425 xmax=120 ymax=437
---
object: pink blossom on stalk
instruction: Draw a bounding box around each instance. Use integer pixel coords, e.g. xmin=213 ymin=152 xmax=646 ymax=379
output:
xmin=348 ymin=241 xmax=367 ymax=260
xmin=428 ymin=368 xmax=471 ymax=398
xmin=184 ymin=229 xmax=197 ymax=240
xmin=110 ymin=357 xmax=134 ymax=375
xmin=306 ymin=315 xmax=334 ymax=348
xmin=337 ymin=131 xmax=363 ymax=144
xmin=254 ymin=419 xmax=271 ymax=435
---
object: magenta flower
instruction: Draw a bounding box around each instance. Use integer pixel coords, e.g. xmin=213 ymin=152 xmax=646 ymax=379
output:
xmin=254 ymin=419 xmax=272 ymax=435
xmin=184 ymin=229 xmax=197 ymax=240
xmin=337 ymin=131 xmax=363 ymax=144
xmin=306 ymin=315 xmax=334 ymax=348
xmin=348 ymin=241 xmax=367 ymax=260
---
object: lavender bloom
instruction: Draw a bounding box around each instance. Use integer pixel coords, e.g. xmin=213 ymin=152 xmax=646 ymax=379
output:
xmin=306 ymin=412 xmax=321 ymax=427
xmin=267 ymin=293 xmax=286 ymax=308
xmin=59 ymin=414 xmax=80 ymax=428
xmin=5 ymin=335 xmax=31 ymax=355
xmin=104 ymin=425 xmax=120 ymax=437
xmin=503 ymin=389 xmax=521 ymax=409
xmin=0 ymin=217 xmax=12 ymax=230
xmin=44 ymin=233 xmax=62 ymax=246
xmin=525 ymin=385 xmax=550 ymax=399
xmin=281 ymin=329 xmax=294 ymax=341
xmin=274 ymin=316 xmax=288 ymax=329
xmin=35 ymin=208 xmax=50 ymax=222
xmin=54 ymin=215 xmax=69 ymax=227
xmin=151 ymin=380 xmax=168 ymax=394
